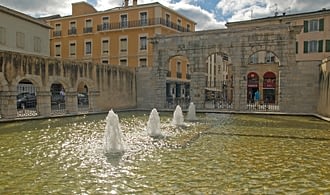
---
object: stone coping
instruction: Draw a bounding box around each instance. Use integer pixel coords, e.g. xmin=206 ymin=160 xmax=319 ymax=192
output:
xmin=0 ymin=108 xmax=329 ymax=123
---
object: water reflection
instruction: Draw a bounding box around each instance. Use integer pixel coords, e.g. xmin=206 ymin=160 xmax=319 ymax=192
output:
xmin=0 ymin=112 xmax=329 ymax=194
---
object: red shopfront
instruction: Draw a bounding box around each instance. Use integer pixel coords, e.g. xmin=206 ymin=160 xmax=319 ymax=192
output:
xmin=263 ymin=72 xmax=276 ymax=104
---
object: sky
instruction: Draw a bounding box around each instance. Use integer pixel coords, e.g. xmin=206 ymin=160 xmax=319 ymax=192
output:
xmin=1 ymin=0 xmax=330 ymax=30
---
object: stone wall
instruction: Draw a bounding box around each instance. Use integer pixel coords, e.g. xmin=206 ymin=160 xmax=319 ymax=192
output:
xmin=0 ymin=51 xmax=136 ymax=119
xmin=146 ymin=24 xmax=320 ymax=113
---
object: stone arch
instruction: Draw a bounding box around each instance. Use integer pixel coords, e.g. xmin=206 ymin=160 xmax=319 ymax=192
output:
xmin=248 ymin=50 xmax=280 ymax=65
xmin=46 ymin=78 xmax=70 ymax=91
xmin=49 ymin=80 xmax=68 ymax=111
xmin=166 ymin=54 xmax=191 ymax=107
xmin=16 ymin=78 xmax=38 ymax=110
xmin=76 ymin=78 xmax=95 ymax=108
xmin=204 ymin=51 xmax=231 ymax=107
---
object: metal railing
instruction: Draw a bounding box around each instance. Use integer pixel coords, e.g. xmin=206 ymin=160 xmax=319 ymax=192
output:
xmin=96 ymin=18 xmax=191 ymax=33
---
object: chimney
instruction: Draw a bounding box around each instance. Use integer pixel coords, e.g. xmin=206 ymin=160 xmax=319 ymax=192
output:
xmin=124 ymin=0 xmax=129 ymax=7
xmin=133 ymin=0 xmax=137 ymax=6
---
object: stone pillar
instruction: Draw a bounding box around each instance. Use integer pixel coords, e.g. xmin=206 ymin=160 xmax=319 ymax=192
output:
xmin=0 ymin=91 xmax=17 ymax=119
xmin=89 ymin=90 xmax=100 ymax=112
xmin=190 ymin=72 xmax=206 ymax=109
xmin=36 ymin=91 xmax=51 ymax=117
xmin=65 ymin=91 xmax=78 ymax=114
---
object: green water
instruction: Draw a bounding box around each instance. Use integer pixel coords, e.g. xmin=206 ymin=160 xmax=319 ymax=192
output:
xmin=0 ymin=112 xmax=329 ymax=194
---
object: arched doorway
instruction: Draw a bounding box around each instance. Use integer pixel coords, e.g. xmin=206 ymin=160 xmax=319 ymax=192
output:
xmin=166 ymin=55 xmax=190 ymax=108
xmin=50 ymin=83 xmax=65 ymax=113
xmin=77 ymin=82 xmax=89 ymax=111
xmin=247 ymin=72 xmax=259 ymax=103
xmin=205 ymin=52 xmax=231 ymax=109
xmin=263 ymin=72 xmax=276 ymax=104
xmin=17 ymin=79 xmax=38 ymax=117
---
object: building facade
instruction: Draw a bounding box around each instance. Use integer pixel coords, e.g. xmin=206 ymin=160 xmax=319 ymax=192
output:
xmin=0 ymin=5 xmax=50 ymax=56
xmin=46 ymin=0 xmax=195 ymax=69
xmin=226 ymin=8 xmax=330 ymax=107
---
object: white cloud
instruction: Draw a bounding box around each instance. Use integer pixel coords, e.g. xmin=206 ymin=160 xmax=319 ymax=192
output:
xmin=0 ymin=0 xmax=330 ymax=30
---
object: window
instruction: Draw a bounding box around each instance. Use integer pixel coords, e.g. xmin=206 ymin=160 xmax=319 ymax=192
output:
xmin=140 ymin=36 xmax=147 ymax=50
xmin=140 ymin=12 xmax=148 ymax=26
xmin=303 ymin=18 xmax=324 ymax=32
xmin=85 ymin=41 xmax=92 ymax=55
xmin=69 ymin=42 xmax=76 ymax=56
xmin=304 ymin=40 xmax=323 ymax=53
xmin=187 ymin=24 xmax=191 ymax=32
xmin=265 ymin=52 xmax=275 ymax=63
xmin=309 ymin=20 xmax=319 ymax=32
xmin=250 ymin=53 xmax=258 ymax=64
xmin=177 ymin=61 xmax=182 ymax=78
xmin=0 ymin=27 xmax=6 ymax=45
xmin=102 ymin=59 xmax=108 ymax=64
xmin=69 ymin=21 xmax=76 ymax=35
xmin=326 ymin=40 xmax=330 ymax=52
xmin=54 ymin=23 xmax=61 ymax=36
xmin=33 ymin=36 xmax=41 ymax=53
xmin=296 ymin=41 xmax=298 ymax=54
xmin=120 ymin=38 xmax=127 ymax=52
xmin=120 ymin=14 xmax=128 ymax=28
xmin=139 ymin=58 xmax=147 ymax=67
xmin=55 ymin=44 xmax=61 ymax=57
xmin=102 ymin=39 xmax=109 ymax=54
xmin=120 ymin=59 xmax=127 ymax=66
xmin=177 ymin=19 xmax=182 ymax=30
xmin=166 ymin=14 xmax=170 ymax=26
xmin=84 ymin=19 xmax=93 ymax=33
xmin=16 ymin=32 xmax=25 ymax=49
xmin=177 ymin=61 xmax=182 ymax=73
xmin=102 ymin=16 xmax=110 ymax=30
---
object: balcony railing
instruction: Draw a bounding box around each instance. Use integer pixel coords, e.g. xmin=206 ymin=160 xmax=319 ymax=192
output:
xmin=97 ymin=23 xmax=110 ymax=31
xmin=53 ymin=31 xmax=61 ymax=37
xmin=83 ymin=27 xmax=93 ymax=33
xmin=68 ymin=28 xmax=77 ymax=35
xmin=96 ymin=18 xmax=191 ymax=32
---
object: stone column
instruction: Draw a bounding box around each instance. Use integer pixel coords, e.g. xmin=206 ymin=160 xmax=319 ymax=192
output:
xmin=36 ymin=91 xmax=51 ymax=117
xmin=65 ymin=91 xmax=78 ymax=114
xmin=190 ymin=72 xmax=206 ymax=109
xmin=0 ymin=91 xmax=17 ymax=119
xmin=89 ymin=90 xmax=100 ymax=112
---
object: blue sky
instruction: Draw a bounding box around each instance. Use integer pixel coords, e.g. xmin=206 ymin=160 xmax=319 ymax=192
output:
xmin=1 ymin=0 xmax=330 ymax=30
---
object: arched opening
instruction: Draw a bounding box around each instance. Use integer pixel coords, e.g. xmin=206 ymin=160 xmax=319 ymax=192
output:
xmin=248 ymin=51 xmax=279 ymax=65
xmin=77 ymin=82 xmax=89 ymax=110
xmin=263 ymin=71 xmax=276 ymax=104
xmin=17 ymin=79 xmax=37 ymax=117
xmin=205 ymin=52 xmax=231 ymax=109
xmin=247 ymin=72 xmax=259 ymax=103
xmin=166 ymin=55 xmax=190 ymax=108
xmin=50 ymin=83 xmax=65 ymax=112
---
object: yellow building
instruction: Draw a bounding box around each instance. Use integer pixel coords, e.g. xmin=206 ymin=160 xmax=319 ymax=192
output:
xmin=46 ymin=0 xmax=196 ymax=69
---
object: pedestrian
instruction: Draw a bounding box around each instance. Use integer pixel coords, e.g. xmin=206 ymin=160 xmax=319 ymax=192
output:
xmin=254 ymin=90 xmax=260 ymax=107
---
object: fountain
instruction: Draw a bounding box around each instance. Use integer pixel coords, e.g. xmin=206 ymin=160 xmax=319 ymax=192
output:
xmin=104 ymin=109 xmax=124 ymax=154
xmin=172 ymin=105 xmax=184 ymax=126
xmin=147 ymin=108 xmax=162 ymax=137
xmin=0 ymin=112 xmax=330 ymax=194
xmin=186 ymin=102 xmax=197 ymax=121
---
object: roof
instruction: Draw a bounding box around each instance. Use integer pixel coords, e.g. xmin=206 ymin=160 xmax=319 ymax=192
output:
xmin=46 ymin=1 xmax=196 ymax=25
xmin=226 ymin=8 xmax=330 ymax=27
xmin=0 ymin=4 xmax=51 ymax=29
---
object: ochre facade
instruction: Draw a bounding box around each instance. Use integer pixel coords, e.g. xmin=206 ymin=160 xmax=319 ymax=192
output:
xmin=46 ymin=1 xmax=195 ymax=70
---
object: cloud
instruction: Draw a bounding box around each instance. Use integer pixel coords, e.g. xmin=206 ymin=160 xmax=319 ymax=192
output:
xmin=0 ymin=0 xmax=330 ymax=30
